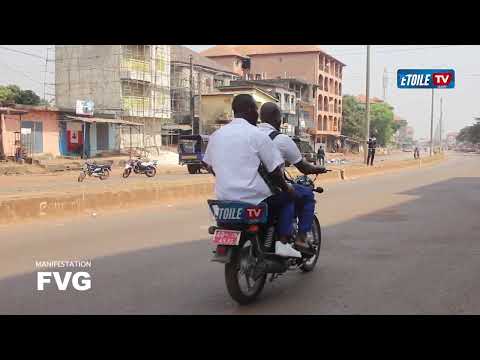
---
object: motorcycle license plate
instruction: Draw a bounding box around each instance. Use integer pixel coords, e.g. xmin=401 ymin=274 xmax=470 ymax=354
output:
xmin=212 ymin=229 xmax=242 ymax=246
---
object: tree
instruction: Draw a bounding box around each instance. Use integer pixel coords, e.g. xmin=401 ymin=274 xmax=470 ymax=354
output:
xmin=0 ymin=86 xmax=14 ymax=104
xmin=341 ymin=95 xmax=365 ymax=140
xmin=369 ymin=102 xmax=396 ymax=146
xmin=15 ymin=89 xmax=41 ymax=105
xmin=341 ymin=95 xmax=399 ymax=146
xmin=457 ymin=123 xmax=480 ymax=144
xmin=0 ymin=84 xmax=43 ymax=106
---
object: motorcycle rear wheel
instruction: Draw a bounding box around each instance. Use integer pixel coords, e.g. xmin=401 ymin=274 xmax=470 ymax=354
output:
xmin=99 ymin=169 xmax=110 ymax=180
xmin=145 ymin=167 xmax=156 ymax=177
xmin=300 ymin=216 xmax=322 ymax=272
xmin=225 ymin=237 xmax=266 ymax=305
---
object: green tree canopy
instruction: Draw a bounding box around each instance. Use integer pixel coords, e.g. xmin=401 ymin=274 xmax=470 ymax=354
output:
xmin=0 ymin=84 xmax=44 ymax=106
xmin=341 ymin=95 xmax=365 ymax=140
xmin=457 ymin=122 xmax=480 ymax=144
xmin=341 ymin=95 xmax=399 ymax=146
xmin=370 ymin=102 xmax=396 ymax=146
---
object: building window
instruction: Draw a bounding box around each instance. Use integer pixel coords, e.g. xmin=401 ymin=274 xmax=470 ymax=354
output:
xmin=318 ymin=95 xmax=323 ymax=111
xmin=318 ymin=74 xmax=323 ymax=89
xmin=339 ymin=83 xmax=342 ymax=96
xmin=324 ymin=78 xmax=329 ymax=92
xmin=255 ymin=74 xmax=262 ymax=80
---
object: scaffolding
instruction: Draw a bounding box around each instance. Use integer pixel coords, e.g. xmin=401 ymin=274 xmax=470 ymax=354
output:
xmin=54 ymin=45 xmax=238 ymax=154
xmin=54 ymin=45 xmax=171 ymax=156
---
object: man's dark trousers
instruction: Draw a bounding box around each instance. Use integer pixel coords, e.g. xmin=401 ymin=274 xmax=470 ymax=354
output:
xmin=367 ymin=149 xmax=375 ymax=166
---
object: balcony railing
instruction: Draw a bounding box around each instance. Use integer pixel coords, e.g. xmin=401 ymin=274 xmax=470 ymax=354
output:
xmin=122 ymin=96 xmax=151 ymax=117
xmin=121 ymin=58 xmax=152 ymax=82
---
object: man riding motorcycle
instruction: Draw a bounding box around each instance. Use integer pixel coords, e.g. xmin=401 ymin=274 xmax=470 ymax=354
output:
xmin=202 ymin=94 xmax=301 ymax=258
xmin=258 ymin=102 xmax=328 ymax=255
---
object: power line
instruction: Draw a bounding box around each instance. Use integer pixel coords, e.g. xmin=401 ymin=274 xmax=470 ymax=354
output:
xmin=0 ymin=46 xmax=46 ymax=60
xmin=0 ymin=57 xmax=43 ymax=85
xmin=330 ymin=45 xmax=466 ymax=57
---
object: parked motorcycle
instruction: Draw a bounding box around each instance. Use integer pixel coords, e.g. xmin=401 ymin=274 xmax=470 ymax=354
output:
xmin=122 ymin=158 xmax=157 ymax=178
xmin=207 ymin=171 xmax=330 ymax=305
xmin=78 ymin=161 xmax=111 ymax=182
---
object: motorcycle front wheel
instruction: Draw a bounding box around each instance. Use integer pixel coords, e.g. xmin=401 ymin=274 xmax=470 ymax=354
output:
xmin=225 ymin=236 xmax=266 ymax=305
xmin=78 ymin=172 xmax=86 ymax=182
xmin=122 ymin=168 xmax=131 ymax=178
xmin=300 ymin=215 xmax=322 ymax=272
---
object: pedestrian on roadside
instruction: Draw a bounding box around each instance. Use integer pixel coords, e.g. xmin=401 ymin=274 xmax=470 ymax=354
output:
xmin=317 ymin=145 xmax=325 ymax=166
xmin=367 ymin=137 xmax=376 ymax=166
xmin=414 ymin=146 xmax=420 ymax=159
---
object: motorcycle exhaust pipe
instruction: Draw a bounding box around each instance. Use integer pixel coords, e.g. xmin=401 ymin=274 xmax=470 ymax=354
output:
xmin=263 ymin=258 xmax=288 ymax=274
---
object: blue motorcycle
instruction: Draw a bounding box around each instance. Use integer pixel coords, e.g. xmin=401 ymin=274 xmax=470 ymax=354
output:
xmin=78 ymin=161 xmax=111 ymax=182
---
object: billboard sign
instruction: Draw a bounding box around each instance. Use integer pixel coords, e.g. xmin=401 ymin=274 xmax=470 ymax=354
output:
xmin=397 ymin=69 xmax=455 ymax=89
xmin=76 ymin=100 xmax=95 ymax=116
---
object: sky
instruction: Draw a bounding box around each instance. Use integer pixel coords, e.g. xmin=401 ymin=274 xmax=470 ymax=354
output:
xmin=1 ymin=44 xmax=479 ymax=139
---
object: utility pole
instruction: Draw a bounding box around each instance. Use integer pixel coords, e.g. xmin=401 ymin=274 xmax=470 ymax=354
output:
xmin=43 ymin=47 xmax=49 ymax=104
xmin=430 ymin=88 xmax=435 ymax=156
xmin=439 ymin=97 xmax=443 ymax=152
xmin=382 ymin=67 xmax=388 ymax=101
xmin=364 ymin=45 xmax=371 ymax=164
xmin=189 ymin=55 xmax=194 ymax=135
xmin=198 ymin=71 xmax=202 ymax=135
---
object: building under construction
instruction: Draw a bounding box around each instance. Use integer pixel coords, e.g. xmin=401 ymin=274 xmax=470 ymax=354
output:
xmin=165 ymin=46 xmax=238 ymax=146
xmin=55 ymin=45 xmax=171 ymax=156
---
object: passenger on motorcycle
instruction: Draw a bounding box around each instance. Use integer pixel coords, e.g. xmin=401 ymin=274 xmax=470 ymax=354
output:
xmin=202 ymin=94 xmax=301 ymax=258
xmin=258 ymin=102 xmax=328 ymax=255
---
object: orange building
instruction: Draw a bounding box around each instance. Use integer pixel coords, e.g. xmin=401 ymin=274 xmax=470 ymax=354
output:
xmin=200 ymin=45 xmax=345 ymax=150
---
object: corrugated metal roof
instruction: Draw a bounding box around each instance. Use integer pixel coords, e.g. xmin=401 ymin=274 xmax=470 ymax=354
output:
xmin=170 ymin=45 xmax=237 ymax=75
xmin=202 ymin=87 xmax=278 ymax=101
xmin=64 ymin=116 xmax=144 ymax=126
xmin=0 ymin=107 xmax=29 ymax=115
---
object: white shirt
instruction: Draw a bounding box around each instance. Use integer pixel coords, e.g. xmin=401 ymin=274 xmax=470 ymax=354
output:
xmin=258 ymin=123 xmax=303 ymax=165
xmin=203 ymin=118 xmax=284 ymax=205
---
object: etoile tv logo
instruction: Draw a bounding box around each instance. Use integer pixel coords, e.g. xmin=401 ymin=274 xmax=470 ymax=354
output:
xmin=397 ymin=69 xmax=455 ymax=89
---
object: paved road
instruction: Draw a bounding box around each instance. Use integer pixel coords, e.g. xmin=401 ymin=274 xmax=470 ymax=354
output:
xmin=0 ymin=151 xmax=414 ymax=198
xmin=0 ymin=152 xmax=479 ymax=314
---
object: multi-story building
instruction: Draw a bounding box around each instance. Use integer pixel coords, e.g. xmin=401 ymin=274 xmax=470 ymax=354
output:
xmin=227 ymin=78 xmax=316 ymax=139
xmin=55 ymin=45 xmax=171 ymax=153
xmin=169 ymin=46 xmax=238 ymax=131
xmin=225 ymin=79 xmax=296 ymax=122
xmin=200 ymin=45 xmax=345 ymax=151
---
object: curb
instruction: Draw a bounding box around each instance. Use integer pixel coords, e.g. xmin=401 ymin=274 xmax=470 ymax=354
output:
xmin=0 ymin=155 xmax=445 ymax=225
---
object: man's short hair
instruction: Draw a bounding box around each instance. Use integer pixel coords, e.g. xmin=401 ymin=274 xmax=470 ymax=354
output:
xmin=260 ymin=102 xmax=281 ymax=122
xmin=232 ymin=94 xmax=255 ymax=114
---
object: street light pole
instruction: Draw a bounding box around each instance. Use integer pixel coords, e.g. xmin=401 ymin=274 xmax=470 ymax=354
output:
xmin=364 ymin=45 xmax=371 ymax=164
xmin=189 ymin=55 xmax=194 ymax=135
xmin=430 ymin=88 xmax=435 ymax=156
xmin=439 ymin=97 xmax=443 ymax=152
